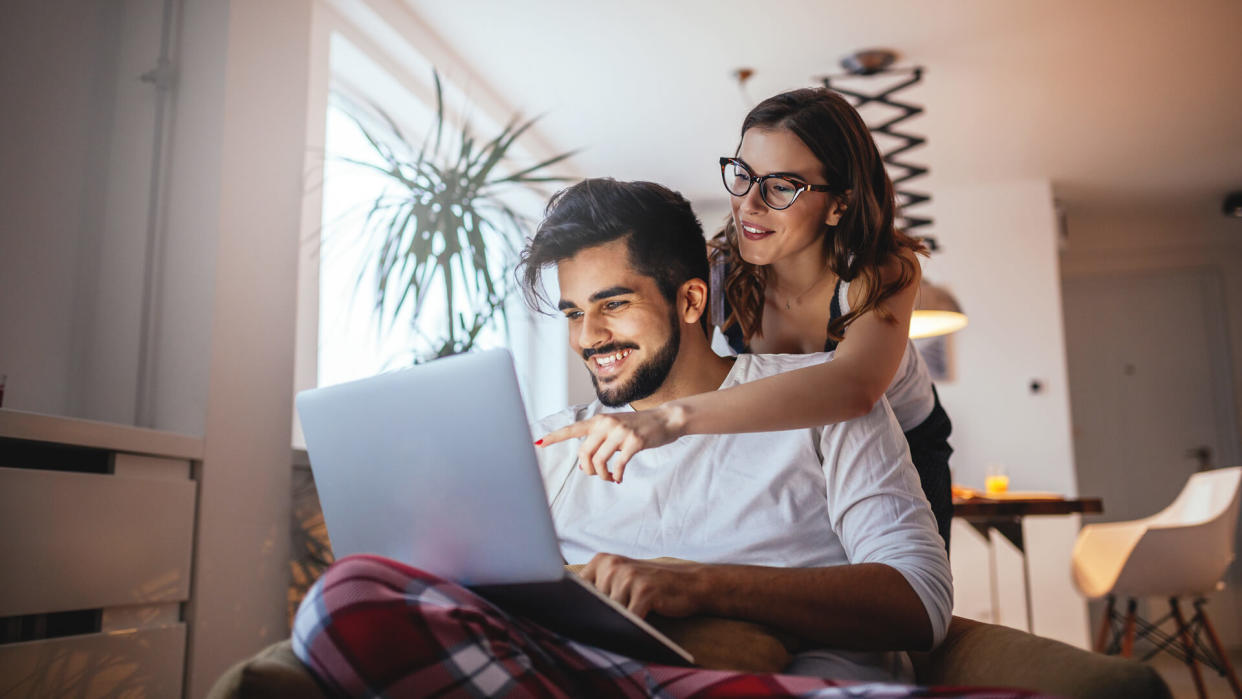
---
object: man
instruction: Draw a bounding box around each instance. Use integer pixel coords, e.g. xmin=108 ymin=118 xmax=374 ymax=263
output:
xmin=292 ymin=178 xmax=952 ymax=695
xmin=518 ymin=178 xmax=951 ymax=681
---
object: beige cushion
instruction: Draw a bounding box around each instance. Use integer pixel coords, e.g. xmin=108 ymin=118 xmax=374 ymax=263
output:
xmin=205 ymin=639 xmax=328 ymax=699
xmin=910 ymin=617 xmax=1172 ymax=699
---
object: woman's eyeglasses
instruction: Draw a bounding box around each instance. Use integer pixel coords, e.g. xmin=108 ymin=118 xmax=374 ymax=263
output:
xmin=719 ymin=157 xmax=833 ymax=210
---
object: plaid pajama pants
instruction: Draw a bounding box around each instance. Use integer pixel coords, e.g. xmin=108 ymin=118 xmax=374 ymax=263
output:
xmin=292 ymin=555 xmax=1036 ymax=698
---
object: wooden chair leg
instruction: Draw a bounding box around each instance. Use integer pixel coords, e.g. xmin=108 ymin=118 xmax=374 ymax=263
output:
xmin=1121 ymin=598 xmax=1138 ymax=658
xmin=1196 ymin=600 xmax=1242 ymax=698
xmin=1171 ymin=598 xmax=1208 ymax=699
xmin=1095 ymin=595 xmax=1115 ymax=653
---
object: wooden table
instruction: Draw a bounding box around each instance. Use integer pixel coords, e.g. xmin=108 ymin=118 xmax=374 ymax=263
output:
xmin=953 ymin=496 xmax=1103 ymax=632
xmin=953 ymin=497 xmax=1103 ymax=520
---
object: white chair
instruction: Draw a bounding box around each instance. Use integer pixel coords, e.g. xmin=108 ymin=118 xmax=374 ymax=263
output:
xmin=1072 ymin=466 xmax=1242 ymax=698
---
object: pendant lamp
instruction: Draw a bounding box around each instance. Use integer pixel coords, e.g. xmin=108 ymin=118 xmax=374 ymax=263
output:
xmin=910 ymin=280 xmax=967 ymax=339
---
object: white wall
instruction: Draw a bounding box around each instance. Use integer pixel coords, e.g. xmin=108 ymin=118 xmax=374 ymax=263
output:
xmin=0 ymin=2 xmax=125 ymax=417
xmin=927 ymin=180 xmax=1077 ymax=496
xmin=0 ymin=0 xmax=180 ymax=427
xmin=922 ymin=179 xmax=1089 ymax=646
xmin=0 ymin=0 xmax=226 ymax=434
xmin=146 ymin=0 xmax=226 ymax=437
xmin=71 ymin=0 xmax=166 ymax=427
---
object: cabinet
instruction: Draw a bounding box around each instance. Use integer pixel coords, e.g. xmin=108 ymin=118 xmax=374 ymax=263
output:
xmin=0 ymin=409 xmax=202 ymax=698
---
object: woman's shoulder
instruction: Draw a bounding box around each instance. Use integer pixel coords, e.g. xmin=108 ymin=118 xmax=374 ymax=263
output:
xmin=844 ymin=245 xmax=922 ymax=310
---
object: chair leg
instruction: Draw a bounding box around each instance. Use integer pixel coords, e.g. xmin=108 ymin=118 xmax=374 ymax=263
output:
xmin=1121 ymin=598 xmax=1138 ymax=658
xmin=1195 ymin=600 xmax=1242 ymax=698
xmin=1171 ymin=598 xmax=1208 ymax=699
xmin=1095 ymin=595 xmax=1115 ymax=653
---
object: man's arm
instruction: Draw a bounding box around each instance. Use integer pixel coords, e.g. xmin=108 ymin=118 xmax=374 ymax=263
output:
xmin=579 ymin=555 xmax=934 ymax=651
xmin=582 ymin=397 xmax=952 ymax=652
xmin=818 ymin=398 xmax=954 ymax=648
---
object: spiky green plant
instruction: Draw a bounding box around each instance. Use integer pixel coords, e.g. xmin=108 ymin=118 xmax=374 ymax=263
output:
xmin=339 ymin=73 xmax=574 ymax=360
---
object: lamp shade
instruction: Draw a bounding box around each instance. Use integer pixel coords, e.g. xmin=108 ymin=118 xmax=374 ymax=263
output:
xmin=910 ymin=280 xmax=967 ymax=339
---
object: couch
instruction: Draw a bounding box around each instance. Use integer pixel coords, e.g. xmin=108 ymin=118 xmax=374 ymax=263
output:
xmin=206 ymin=615 xmax=1171 ymax=698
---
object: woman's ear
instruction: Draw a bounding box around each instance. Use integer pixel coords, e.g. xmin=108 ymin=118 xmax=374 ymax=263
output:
xmin=825 ymin=191 xmax=852 ymax=227
xmin=679 ymin=278 xmax=709 ymax=325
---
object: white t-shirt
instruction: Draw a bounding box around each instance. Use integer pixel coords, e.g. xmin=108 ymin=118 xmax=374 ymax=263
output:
xmin=531 ymin=353 xmax=953 ymax=682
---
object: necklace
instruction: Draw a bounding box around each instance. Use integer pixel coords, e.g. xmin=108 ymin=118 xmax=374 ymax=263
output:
xmin=778 ymin=268 xmax=833 ymax=311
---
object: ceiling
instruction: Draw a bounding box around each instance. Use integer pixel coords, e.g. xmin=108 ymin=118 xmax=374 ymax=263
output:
xmin=402 ymin=0 xmax=1242 ymax=218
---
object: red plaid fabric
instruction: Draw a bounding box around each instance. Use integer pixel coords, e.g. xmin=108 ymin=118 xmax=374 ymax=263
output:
xmin=292 ymin=555 xmax=1039 ymax=698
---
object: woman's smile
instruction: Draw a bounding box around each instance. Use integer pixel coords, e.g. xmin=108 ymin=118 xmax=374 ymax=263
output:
xmin=739 ymin=219 xmax=775 ymax=240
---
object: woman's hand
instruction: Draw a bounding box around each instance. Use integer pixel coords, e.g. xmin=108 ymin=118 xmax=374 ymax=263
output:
xmin=579 ymin=554 xmax=704 ymax=618
xmin=537 ymin=404 xmax=688 ymax=484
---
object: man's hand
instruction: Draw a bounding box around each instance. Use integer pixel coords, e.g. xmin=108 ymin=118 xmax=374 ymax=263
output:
xmin=578 ymin=554 xmax=704 ymax=618
xmin=537 ymin=404 xmax=688 ymax=484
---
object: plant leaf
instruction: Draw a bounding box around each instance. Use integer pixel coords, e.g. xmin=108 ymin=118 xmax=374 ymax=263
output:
xmin=488 ymin=149 xmax=579 ymax=185
xmin=324 ymin=66 xmax=577 ymax=361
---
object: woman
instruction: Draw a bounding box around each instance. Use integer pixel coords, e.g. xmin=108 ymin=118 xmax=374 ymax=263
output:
xmin=540 ymin=87 xmax=953 ymax=548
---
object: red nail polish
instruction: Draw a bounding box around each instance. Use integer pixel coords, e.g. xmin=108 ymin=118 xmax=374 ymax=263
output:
xmin=534 ymin=439 xmax=543 ymax=446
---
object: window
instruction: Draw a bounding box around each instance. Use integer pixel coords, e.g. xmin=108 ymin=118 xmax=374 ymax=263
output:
xmin=294 ymin=5 xmax=569 ymax=447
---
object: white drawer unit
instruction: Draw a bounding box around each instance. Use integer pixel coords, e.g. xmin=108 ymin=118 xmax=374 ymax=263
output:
xmin=0 ymin=625 xmax=187 ymax=697
xmin=0 ymin=467 xmax=196 ymax=616
xmin=0 ymin=409 xmax=203 ymax=698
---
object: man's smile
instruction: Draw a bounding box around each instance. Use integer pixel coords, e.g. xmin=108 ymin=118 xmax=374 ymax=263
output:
xmin=586 ymin=347 xmax=635 ymax=380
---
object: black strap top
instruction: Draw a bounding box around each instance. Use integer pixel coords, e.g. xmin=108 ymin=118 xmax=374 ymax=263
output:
xmin=824 ymin=278 xmax=844 ymax=352
xmin=721 ymin=277 xmax=845 ymax=354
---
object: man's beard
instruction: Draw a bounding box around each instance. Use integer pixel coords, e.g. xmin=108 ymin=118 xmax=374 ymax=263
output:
xmin=587 ymin=318 xmax=680 ymax=408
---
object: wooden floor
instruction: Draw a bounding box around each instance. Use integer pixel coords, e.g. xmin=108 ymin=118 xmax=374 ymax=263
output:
xmin=1148 ymin=647 xmax=1242 ymax=699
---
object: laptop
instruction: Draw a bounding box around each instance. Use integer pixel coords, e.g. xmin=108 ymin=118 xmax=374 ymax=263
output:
xmin=296 ymin=348 xmax=694 ymax=666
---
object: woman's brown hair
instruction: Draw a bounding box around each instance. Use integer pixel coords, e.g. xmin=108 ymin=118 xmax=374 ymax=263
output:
xmin=709 ymin=87 xmax=926 ymax=344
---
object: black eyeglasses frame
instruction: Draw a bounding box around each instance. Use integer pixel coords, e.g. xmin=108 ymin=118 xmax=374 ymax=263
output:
xmin=719 ymin=157 xmax=835 ymax=211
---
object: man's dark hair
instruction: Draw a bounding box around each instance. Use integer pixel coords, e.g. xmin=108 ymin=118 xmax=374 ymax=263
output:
xmin=517 ymin=178 xmax=710 ymax=334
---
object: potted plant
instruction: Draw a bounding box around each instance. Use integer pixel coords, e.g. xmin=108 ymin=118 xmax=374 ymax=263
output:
xmin=338 ymin=73 xmax=574 ymax=360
